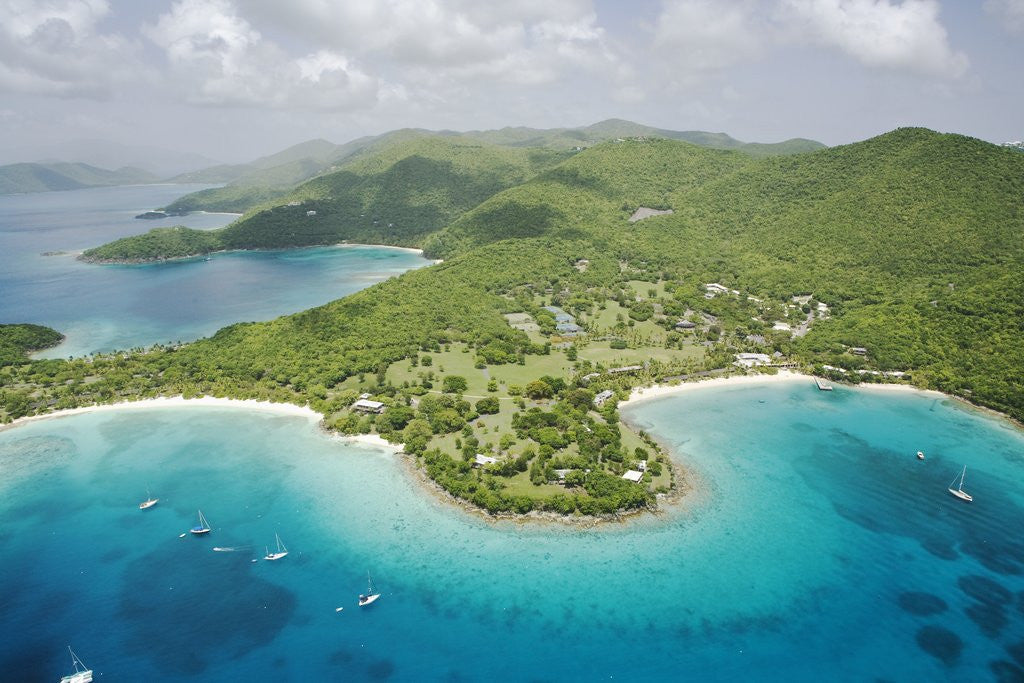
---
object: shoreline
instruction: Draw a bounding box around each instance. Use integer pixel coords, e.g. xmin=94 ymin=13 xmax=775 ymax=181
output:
xmin=0 ymin=396 xmax=323 ymax=433
xmin=78 ymin=241 xmax=434 ymax=266
xmin=619 ymin=369 xmax=808 ymax=408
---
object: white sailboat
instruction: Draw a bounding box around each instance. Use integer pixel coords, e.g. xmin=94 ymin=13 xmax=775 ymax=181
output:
xmin=358 ymin=572 xmax=380 ymax=607
xmin=948 ymin=465 xmax=973 ymax=502
xmin=263 ymin=533 xmax=288 ymax=561
xmin=139 ymin=488 xmax=158 ymax=510
xmin=190 ymin=509 xmax=212 ymax=534
xmin=58 ymin=646 xmax=93 ymax=683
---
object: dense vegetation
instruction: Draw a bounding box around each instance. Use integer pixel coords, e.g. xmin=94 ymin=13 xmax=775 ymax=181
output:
xmin=0 ymin=162 xmax=156 ymax=194
xmin=0 ymin=324 xmax=63 ymax=365
xmin=7 ymin=126 xmax=1024 ymax=517
xmin=82 ymin=226 xmax=222 ymax=262
xmin=158 ymin=119 xmax=824 ymax=215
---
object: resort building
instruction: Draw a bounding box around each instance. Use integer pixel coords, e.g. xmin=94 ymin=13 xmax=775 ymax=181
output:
xmin=622 ymin=470 xmax=644 ymax=483
xmin=351 ymin=398 xmax=385 ymax=414
xmin=580 ymin=372 xmax=602 ymax=384
xmin=734 ymin=353 xmax=772 ymax=368
xmin=593 ymin=389 xmax=615 ymax=407
xmin=607 ymin=365 xmax=643 ymax=375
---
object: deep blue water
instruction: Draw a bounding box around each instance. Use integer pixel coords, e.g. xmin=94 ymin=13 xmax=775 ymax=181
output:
xmin=1 ymin=381 xmax=1022 ymax=681
xmin=0 ymin=185 xmax=428 ymax=357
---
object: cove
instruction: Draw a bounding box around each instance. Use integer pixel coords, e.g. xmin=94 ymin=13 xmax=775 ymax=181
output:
xmin=0 ymin=185 xmax=430 ymax=357
xmin=1 ymin=380 xmax=1023 ymax=681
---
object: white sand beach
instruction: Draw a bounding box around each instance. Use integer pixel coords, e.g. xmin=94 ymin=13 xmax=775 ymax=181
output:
xmin=620 ymin=370 xmax=809 ymax=408
xmin=333 ymin=432 xmax=404 ymax=453
xmin=2 ymin=396 xmax=322 ymax=432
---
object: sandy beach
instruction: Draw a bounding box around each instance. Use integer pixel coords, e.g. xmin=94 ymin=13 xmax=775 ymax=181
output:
xmin=620 ymin=369 xmax=810 ymax=408
xmin=1 ymin=396 xmax=322 ymax=432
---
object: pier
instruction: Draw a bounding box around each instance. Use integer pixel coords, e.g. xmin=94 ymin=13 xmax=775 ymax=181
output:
xmin=814 ymin=377 xmax=833 ymax=391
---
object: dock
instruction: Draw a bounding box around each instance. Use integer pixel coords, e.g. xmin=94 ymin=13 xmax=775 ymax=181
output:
xmin=814 ymin=377 xmax=833 ymax=391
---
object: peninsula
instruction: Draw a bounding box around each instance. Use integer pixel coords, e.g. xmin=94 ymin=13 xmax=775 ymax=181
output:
xmin=6 ymin=125 xmax=1024 ymax=519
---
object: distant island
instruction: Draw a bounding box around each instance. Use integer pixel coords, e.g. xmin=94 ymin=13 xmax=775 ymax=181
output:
xmin=0 ymin=162 xmax=157 ymax=195
xmin=6 ymin=124 xmax=1024 ymax=519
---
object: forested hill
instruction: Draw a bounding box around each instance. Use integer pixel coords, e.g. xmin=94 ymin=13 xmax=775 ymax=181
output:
xmin=160 ymin=120 xmax=825 ymax=214
xmin=0 ymin=162 xmax=157 ymax=194
xmin=8 ymin=126 xmax=1024 ymax=515
xmin=84 ymin=135 xmax=573 ymax=261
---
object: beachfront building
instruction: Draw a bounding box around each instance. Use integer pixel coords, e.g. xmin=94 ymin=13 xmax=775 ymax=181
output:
xmin=622 ymin=470 xmax=644 ymax=483
xmin=593 ymin=389 xmax=615 ymax=407
xmin=734 ymin=353 xmax=772 ymax=368
xmin=608 ymin=365 xmax=643 ymax=375
xmin=580 ymin=372 xmax=602 ymax=384
xmin=351 ymin=398 xmax=386 ymax=414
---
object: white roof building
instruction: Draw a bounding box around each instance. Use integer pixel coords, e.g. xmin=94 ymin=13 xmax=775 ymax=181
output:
xmin=474 ymin=454 xmax=498 ymax=466
xmin=622 ymin=470 xmax=644 ymax=483
xmin=593 ymin=389 xmax=615 ymax=406
xmin=734 ymin=353 xmax=772 ymax=368
xmin=351 ymin=399 xmax=385 ymax=413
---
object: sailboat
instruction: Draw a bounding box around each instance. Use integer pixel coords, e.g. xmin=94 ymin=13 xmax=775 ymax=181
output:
xmin=190 ymin=509 xmax=211 ymax=534
xmin=358 ymin=572 xmax=380 ymax=607
xmin=948 ymin=465 xmax=973 ymax=502
xmin=59 ymin=646 xmax=93 ymax=683
xmin=139 ymin=488 xmax=158 ymax=510
xmin=263 ymin=533 xmax=288 ymax=561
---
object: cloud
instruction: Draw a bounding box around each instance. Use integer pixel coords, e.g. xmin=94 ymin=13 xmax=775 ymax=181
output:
xmin=239 ymin=0 xmax=617 ymax=86
xmin=0 ymin=0 xmax=144 ymax=97
xmin=780 ymin=0 xmax=968 ymax=78
xmin=143 ymin=0 xmax=378 ymax=109
xmin=653 ymin=0 xmax=764 ymax=81
xmin=985 ymin=0 xmax=1024 ymax=33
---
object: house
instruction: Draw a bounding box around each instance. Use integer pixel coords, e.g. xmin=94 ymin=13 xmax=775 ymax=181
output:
xmin=704 ymin=283 xmax=730 ymax=295
xmin=608 ymin=365 xmax=642 ymax=375
xmin=675 ymin=320 xmax=697 ymax=329
xmin=637 ymin=460 xmax=648 ymax=472
xmin=593 ymin=389 xmax=615 ymax=407
xmin=580 ymin=372 xmax=601 ymax=384
xmin=473 ymin=454 xmax=498 ymax=467
xmin=622 ymin=470 xmax=644 ymax=483
xmin=554 ymin=313 xmax=575 ymax=323
xmin=772 ymin=321 xmax=792 ymax=332
xmin=734 ymin=353 xmax=771 ymax=368
xmin=850 ymin=347 xmax=867 ymax=356
xmin=351 ymin=399 xmax=385 ymax=414
xmin=556 ymin=322 xmax=583 ymax=336
xmin=306 ymin=210 xmax=317 ymax=216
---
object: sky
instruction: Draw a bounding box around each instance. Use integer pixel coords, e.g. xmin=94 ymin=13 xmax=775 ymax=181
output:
xmin=0 ymin=0 xmax=1021 ymax=167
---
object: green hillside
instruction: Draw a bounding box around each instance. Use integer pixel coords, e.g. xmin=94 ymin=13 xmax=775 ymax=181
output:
xmin=0 ymin=162 xmax=156 ymax=194
xmin=0 ymin=324 xmax=63 ymax=365
xmin=91 ymin=135 xmax=573 ymax=258
xmin=161 ymin=120 xmax=825 ymax=214
xmin=11 ymin=126 xmax=1024 ymax=516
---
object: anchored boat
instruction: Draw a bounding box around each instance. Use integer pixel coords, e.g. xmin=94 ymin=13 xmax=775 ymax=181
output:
xmin=58 ymin=647 xmax=92 ymax=683
xmin=358 ymin=573 xmax=380 ymax=607
xmin=264 ymin=533 xmax=289 ymax=561
xmin=190 ymin=509 xmax=211 ymax=534
xmin=947 ymin=465 xmax=973 ymax=502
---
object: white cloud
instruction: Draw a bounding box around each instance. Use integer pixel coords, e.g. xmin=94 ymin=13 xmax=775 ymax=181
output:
xmin=143 ymin=0 xmax=378 ymax=109
xmin=780 ymin=0 xmax=968 ymax=78
xmin=653 ymin=0 xmax=764 ymax=80
xmin=0 ymin=0 xmax=144 ymax=97
xmin=985 ymin=0 xmax=1024 ymax=34
xmin=239 ymin=0 xmax=616 ymax=86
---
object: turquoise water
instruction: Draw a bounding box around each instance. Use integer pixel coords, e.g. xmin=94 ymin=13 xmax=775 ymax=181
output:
xmin=0 ymin=185 xmax=428 ymax=357
xmin=2 ymin=381 xmax=1023 ymax=680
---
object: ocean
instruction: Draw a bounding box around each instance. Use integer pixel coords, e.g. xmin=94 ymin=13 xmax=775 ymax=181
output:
xmin=2 ymin=380 xmax=1022 ymax=681
xmin=0 ymin=184 xmax=429 ymax=357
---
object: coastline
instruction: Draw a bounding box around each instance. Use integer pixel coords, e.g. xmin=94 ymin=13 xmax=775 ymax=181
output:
xmin=619 ymin=369 xmax=808 ymax=408
xmin=0 ymin=396 xmax=322 ymax=433
xmin=78 ymin=241 xmax=435 ymax=266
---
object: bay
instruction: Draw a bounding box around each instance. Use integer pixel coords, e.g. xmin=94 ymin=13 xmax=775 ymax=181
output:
xmin=1 ymin=380 xmax=1022 ymax=680
xmin=0 ymin=184 xmax=429 ymax=357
